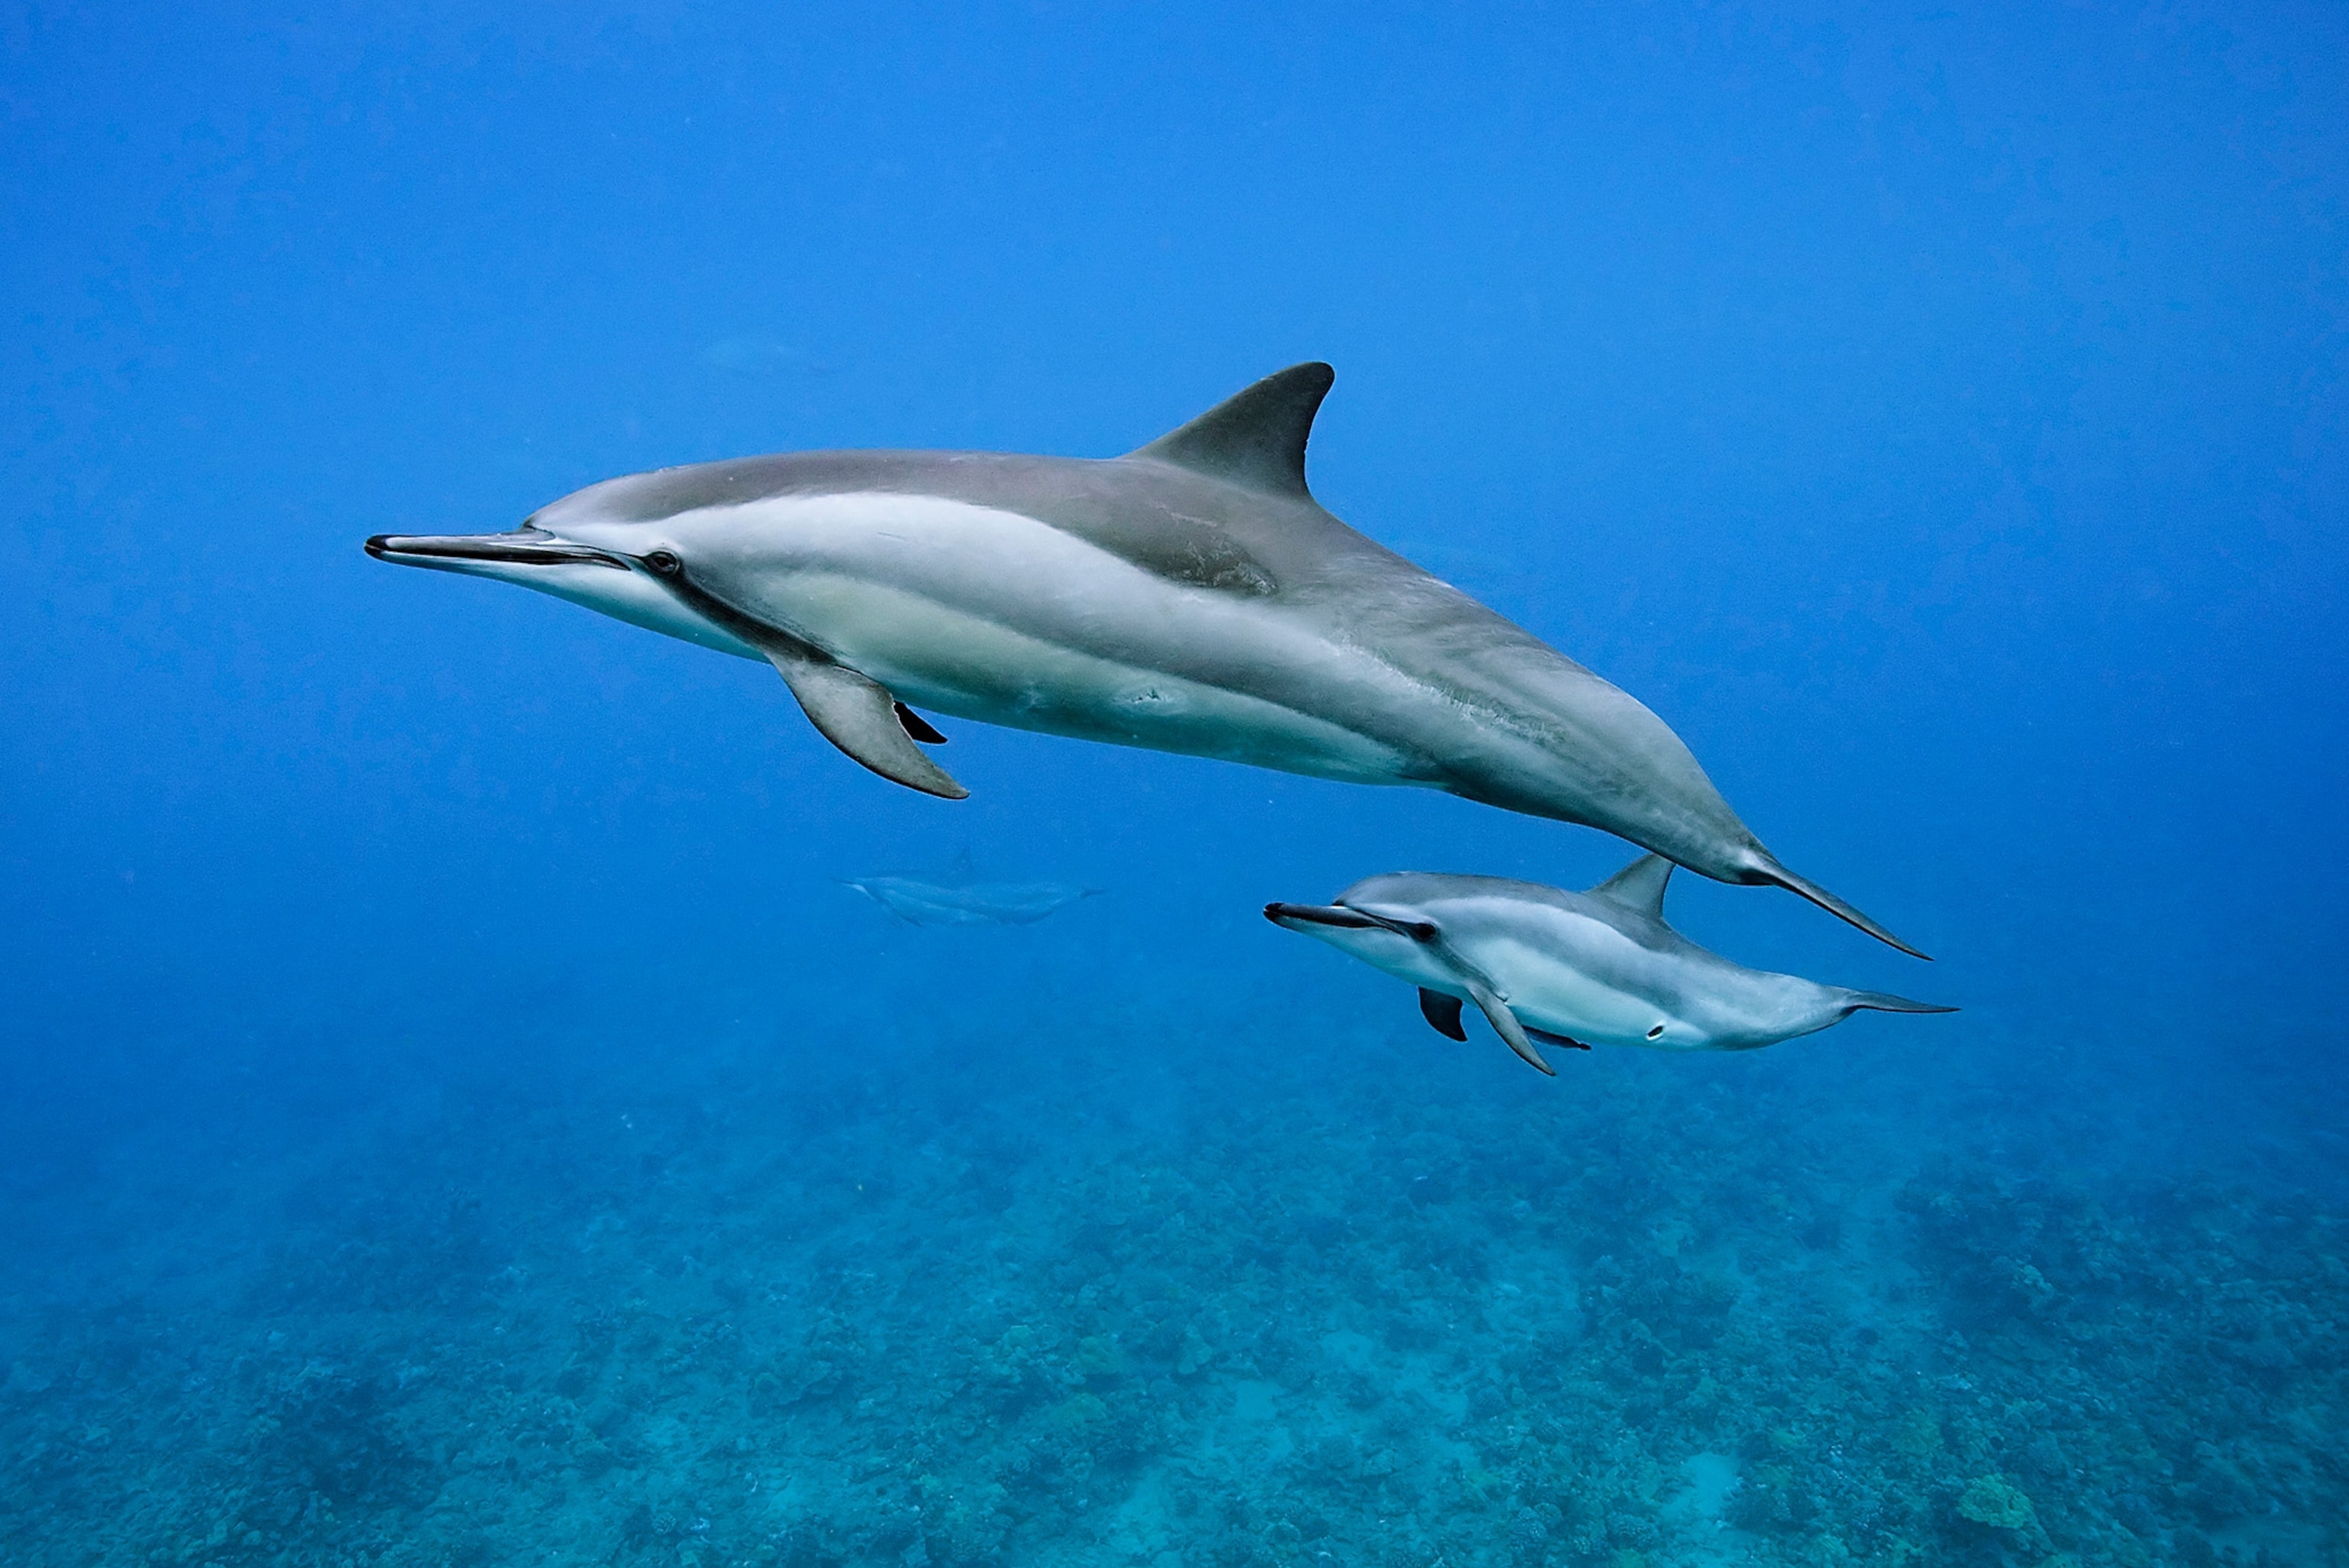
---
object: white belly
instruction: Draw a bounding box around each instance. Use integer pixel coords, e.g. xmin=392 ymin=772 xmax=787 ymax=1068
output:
xmin=1493 ymin=937 xmax=1671 ymax=1045
xmin=1456 ymin=911 xmax=1740 ymax=1050
xmin=704 ymin=494 xmax=1413 ymax=781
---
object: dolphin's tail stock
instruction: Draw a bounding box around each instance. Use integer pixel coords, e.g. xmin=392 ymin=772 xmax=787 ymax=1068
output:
xmin=1750 ymin=859 xmax=1930 ymax=960
xmin=1839 ymin=990 xmax=1960 ymax=1017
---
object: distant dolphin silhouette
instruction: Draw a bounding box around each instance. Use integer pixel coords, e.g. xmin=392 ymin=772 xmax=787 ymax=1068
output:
xmin=842 ymin=851 xmax=1103 ymax=927
xmin=366 ymin=363 xmax=1921 ymax=953
xmin=1268 ymin=855 xmax=1954 ymax=1075
xmin=840 ymin=875 xmax=1103 ymax=928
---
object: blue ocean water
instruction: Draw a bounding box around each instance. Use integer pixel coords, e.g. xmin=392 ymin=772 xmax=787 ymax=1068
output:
xmin=3 ymin=4 xmax=2344 ymax=1564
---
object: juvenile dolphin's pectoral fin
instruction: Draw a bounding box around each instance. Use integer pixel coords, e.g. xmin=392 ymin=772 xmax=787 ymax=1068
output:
xmin=767 ymin=654 xmax=970 ymax=800
xmin=1590 ymin=853 xmax=1675 ymax=920
xmin=1525 ymin=1025 xmax=1593 ymax=1052
xmin=1129 ymin=362 xmax=1335 ymax=499
xmin=894 ymin=703 xmax=948 ymax=745
xmin=1418 ymin=988 xmax=1467 ymax=1041
xmin=1463 ymin=980 xmax=1554 ymax=1076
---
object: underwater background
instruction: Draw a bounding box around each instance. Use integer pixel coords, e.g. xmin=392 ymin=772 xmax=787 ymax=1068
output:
xmin=4 ymin=4 xmax=2346 ymax=1565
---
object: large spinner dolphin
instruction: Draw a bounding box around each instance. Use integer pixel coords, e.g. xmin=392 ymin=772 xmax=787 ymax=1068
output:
xmin=367 ymin=363 xmax=1919 ymax=953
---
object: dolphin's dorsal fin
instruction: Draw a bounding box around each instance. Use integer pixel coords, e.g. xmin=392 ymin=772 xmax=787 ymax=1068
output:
xmin=1129 ymin=362 xmax=1334 ymax=499
xmin=1590 ymin=854 xmax=1674 ymax=920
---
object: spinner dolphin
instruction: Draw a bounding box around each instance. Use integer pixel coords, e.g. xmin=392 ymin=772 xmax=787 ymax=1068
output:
xmin=1266 ymin=855 xmax=1954 ymax=1075
xmin=367 ymin=364 xmax=1921 ymax=952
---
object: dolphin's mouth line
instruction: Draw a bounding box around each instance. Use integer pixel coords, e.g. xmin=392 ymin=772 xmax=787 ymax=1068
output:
xmin=1262 ymin=901 xmax=1387 ymax=930
xmin=364 ymin=530 xmax=632 ymax=571
xmin=1262 ymin=901 xmax=1431 ymax=937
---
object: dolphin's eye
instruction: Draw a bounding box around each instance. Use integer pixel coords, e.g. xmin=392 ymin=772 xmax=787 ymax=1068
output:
xmin=1406 ymin=921 xmax=1439 ymax=943
xmin=644 ymin=550 xmax=681 ymax=576
xmin=1646 ymin=1023 xmax=1666 ymax=1040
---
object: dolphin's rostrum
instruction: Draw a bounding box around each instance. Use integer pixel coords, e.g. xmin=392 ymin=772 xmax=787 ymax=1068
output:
xmin=366 ymin=363 xmax=1920 ymax=953
xmin=1266 ymin=855 xmax=1954 ymax=1075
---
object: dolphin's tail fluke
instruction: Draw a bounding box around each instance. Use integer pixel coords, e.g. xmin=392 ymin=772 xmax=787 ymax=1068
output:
xmin=1753 ymin=860 xmax=1931 ymax=960
xmin=1840 ymin=991 xmax=1959 ymax=1016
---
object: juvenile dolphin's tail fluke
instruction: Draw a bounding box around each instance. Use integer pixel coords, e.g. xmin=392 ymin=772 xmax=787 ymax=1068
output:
xmin=1750 ymin=859 xmax=1930 ymax=959
xmin=1840 ymin=991 xmax=1960 ymax=1016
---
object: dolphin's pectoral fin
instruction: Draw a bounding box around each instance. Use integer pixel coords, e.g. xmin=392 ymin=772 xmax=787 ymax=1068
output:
xmin=894 ymin=703 xmax=949 ymax=745
xmin=1525 ymin=1025 xmax=1593 ymax=1052
xmin=767 ymin=654 xmax=970 ymax=800
xmin=1464 ymin=981 xmax=1554 ymax=1076
xmin=1418 ymin=988 xmax=1467 ymax=1041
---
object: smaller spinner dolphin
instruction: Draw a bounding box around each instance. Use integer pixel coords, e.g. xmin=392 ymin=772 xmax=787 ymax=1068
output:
xmin=1265 ymin=855 xmax=1953 ymax=1075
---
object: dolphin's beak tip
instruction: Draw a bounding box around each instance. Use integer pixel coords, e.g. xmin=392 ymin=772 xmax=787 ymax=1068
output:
xmin=363 ymin=535 xmax=391 ymax=560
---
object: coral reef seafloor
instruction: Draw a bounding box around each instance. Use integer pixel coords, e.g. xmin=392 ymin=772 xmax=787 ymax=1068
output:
xmin=2 ymin=1009 xmax=2344 ymax=1568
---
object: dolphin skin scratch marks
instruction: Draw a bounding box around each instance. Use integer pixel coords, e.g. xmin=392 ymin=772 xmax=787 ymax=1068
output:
xmin=1266 ymin=855 xmax=1953 ymax=1075
xmin=366 ymin=364 xmax=1921 ymax=953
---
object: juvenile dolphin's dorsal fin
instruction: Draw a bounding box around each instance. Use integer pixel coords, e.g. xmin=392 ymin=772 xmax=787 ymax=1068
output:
xmin=1590 ymin=853 xmax=1675 ymax=920
xmin=1129 ymin=362 xmax=1334 ymax=499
